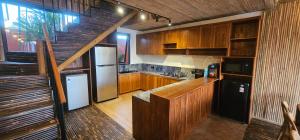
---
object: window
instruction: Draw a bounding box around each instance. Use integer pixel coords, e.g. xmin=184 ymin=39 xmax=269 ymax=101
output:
xmin=1 ymin=2 xmax=79 ymax=53
xmin=117 ymin=33 xmax=130 ymax=64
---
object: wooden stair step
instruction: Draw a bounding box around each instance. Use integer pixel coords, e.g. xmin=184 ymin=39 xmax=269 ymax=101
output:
xmin=1 ymin=119 xmax=59 ymax=140
xmin=0 ymin=75 xmax=49 ymax=92
xmin=0 ymin=62 xmax=38 ymax=76
xmin=0 ymin=88 xmax=52 ymax=111
xmin=0 ymin=101 xmax=55 ymax=134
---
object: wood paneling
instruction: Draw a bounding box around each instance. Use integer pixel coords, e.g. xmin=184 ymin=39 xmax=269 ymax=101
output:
xmin=252 ymin=0 xmax=300 ymax=124
xmin=120 ymin=0 xmax=275 ymax=30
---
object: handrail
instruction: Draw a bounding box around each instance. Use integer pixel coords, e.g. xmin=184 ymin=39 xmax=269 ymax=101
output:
xmin=42 ymin=24 xmax=66 ymax=104
xmin=57 ymin=11 xmax=138 ymax=71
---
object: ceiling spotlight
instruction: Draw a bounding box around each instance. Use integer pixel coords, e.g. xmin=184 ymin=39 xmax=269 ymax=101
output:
xmin=168 ymin=19 xmax=172 ymax=26
xmin=140 ymin=12 xmax=146 ymax=21
xmin=117 ymin=6 xmax=124 ymax=15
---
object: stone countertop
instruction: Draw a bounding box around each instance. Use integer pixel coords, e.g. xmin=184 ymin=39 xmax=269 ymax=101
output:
xmin=119 ymin=71 xmax=192 ymax=81
xmin=133 ymin=77 xmax=216 ymax=102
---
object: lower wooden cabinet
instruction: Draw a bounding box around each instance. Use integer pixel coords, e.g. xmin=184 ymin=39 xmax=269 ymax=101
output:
xmin=119 ymin=72 xmax=141 ymax=94
xmin=119 ymin=72 xmax=179 ymax=94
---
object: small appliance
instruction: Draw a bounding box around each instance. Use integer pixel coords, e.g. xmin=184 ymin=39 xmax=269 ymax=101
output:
xmin=222 ymin=58 xmax=253 ymax=75
xmin=207 ymin=63 xmax=220 ymax=78
xmin=220 ymin=78 xmax=251 ymax=123
xmin=63 ymin=74 xmax=89 ymax=111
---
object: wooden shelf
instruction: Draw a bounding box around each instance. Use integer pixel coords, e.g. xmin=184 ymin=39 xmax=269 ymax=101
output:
xmin=187 ymin=48 xmax=227 ymax=50
xmin=230 ymin=37 xmax=257 ymax=41
xmin=163 ymin=48 xmax=187 ymax=50
xmin=222 ymin=73 xmax=253 ymax=77
xmin=223 ymin=56 xmax=255 ymax=59
xmin=61 ymin=67 xmax=90 ymax=74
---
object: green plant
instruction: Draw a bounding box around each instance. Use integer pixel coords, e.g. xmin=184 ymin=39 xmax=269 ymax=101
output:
xmin=13 ymin=9 xmax=60 ymax=41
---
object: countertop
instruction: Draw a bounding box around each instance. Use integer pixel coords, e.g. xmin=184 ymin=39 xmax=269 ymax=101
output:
xmin=119 ymin=71 xmax=191 ymax=81
xmin=133 ymin=77 xmax=217 ymax=102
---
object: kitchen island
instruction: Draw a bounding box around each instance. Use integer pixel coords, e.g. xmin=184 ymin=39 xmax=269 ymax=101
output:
xmin=132 ymin=78 xmax=216 ymax=140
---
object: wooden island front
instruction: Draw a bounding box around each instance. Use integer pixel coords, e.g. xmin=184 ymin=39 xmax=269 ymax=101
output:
xmin=132 ymin=78 xmax=216 ymax=140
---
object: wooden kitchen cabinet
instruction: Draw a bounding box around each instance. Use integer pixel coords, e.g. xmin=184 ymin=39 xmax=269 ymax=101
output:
xmin=119 ymin=74 xmax=132 ymax=94
xmin=163 ymin=29 xmax=179 ymax=45
xmin=213 ymin=22 xmax=231 ymax=48
xmin=186 ymin=27 xmax=201 ymax=49
xmin=136 ymin=32 xmax=164 ymax=55
xmin=131 ymin=73 xmax=141 ymax=91
xmin=136 ymin=34 xmax=149 ymax=55
xmin=199 ymin=24 xmax=215 ymax=48
xmin=119 ymin=72 xmax=141 ymax=94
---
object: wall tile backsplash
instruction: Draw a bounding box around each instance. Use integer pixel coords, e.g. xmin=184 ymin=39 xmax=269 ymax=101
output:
xmin=119 ymin=63 xmax=204 ymax=79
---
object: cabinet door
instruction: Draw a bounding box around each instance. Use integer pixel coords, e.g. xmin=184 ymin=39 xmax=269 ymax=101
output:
xmin=119 ymin=74 xmax=132 ymax=94
xmin=186 ymin=27 xmax=201 ymax=48
xmin=131 ymin=73 xmax=141 ymax=91
xmin=140 ymin=73 xmax=148 ymax=90
xmin=136 ymin=34 xmax=149 ymax=54
xmin=213 ymin=22 xmax=231 ymax=48
xmin=149 ymin=32 xmax=164 ymax=55
xmin=200 ymin=25 xmax=215 ymax=48
xmin=177 ymin=29 xmax=189 ymax=49
xmin=163 ymin=30 xmax=179 ymax=44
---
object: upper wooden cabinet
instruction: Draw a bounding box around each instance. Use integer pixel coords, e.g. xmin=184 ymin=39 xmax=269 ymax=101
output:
xmin=136 ymin=22 xmax=231 ymax=55
xmin=185 ymin=27 xmax=201 ymax=49
xmin=213 ymin=22 xmax=231 ymax=48
xmin=136 ymin=32 xmax=164 ymax=55
xmin=199 ymin=22 xmax=231 ymax=48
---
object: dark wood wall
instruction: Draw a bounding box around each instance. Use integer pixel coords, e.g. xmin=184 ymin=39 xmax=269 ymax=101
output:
xmin=252 ymin=0 xmax=300 ymax=124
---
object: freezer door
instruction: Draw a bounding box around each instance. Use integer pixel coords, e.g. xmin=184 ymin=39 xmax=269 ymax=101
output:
xmin=94 ymin=47 xmax=116 ymax=65
xmin=96 ymin=65 xmax=118 ymax=102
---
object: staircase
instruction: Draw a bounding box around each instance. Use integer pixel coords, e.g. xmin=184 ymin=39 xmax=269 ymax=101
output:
xmin=0 ymin=73 xmax=60 ymax=139
xmin=52 ymin=1 xmax=122 ymax=65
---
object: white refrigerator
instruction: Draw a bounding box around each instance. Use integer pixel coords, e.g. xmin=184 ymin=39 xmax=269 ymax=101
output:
xmin=65 ymin=74 xmax=89 ymax=110
xmin=94 ymin=46 xmax=118 ymax=102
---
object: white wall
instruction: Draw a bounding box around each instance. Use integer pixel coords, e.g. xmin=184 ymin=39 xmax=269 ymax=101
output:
xmin=117 ymin=27 xmax=221 ymax=69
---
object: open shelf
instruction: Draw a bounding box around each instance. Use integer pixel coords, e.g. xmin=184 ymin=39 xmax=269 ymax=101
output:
xmin=163 ymin=48 xmax=187 ymax=50
xmin=231 ymin=37 xmax=257 ymax=41
xmin=222 ymin=56 xmax=255 ymax=59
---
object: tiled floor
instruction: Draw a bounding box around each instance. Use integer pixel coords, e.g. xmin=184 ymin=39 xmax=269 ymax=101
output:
xmin=96 ymin=91 xmax=248 ymax=140
xmin=186 ymin=115 xmax=247 ymax=140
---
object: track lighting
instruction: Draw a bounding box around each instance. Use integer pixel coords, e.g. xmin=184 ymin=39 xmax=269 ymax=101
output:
xmin=168 ymin=19 xmax=172 ymax=26
xmin=117 ymin=5 xmax=125 ymax=15
xmin=140 ymin=12 xmax=146 ymax=21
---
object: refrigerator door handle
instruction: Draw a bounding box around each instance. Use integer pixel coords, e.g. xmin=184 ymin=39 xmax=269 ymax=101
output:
xmin=97 ymin=64 xmax=115 ymax=67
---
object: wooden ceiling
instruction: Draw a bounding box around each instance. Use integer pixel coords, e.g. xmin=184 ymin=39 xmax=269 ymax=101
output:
xmin=118 ymin=0 xmax=278 ymax=31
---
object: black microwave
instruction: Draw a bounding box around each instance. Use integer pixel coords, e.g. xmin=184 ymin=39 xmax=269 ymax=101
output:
xmin=222 ymin=58 xmax=253 ymax=75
